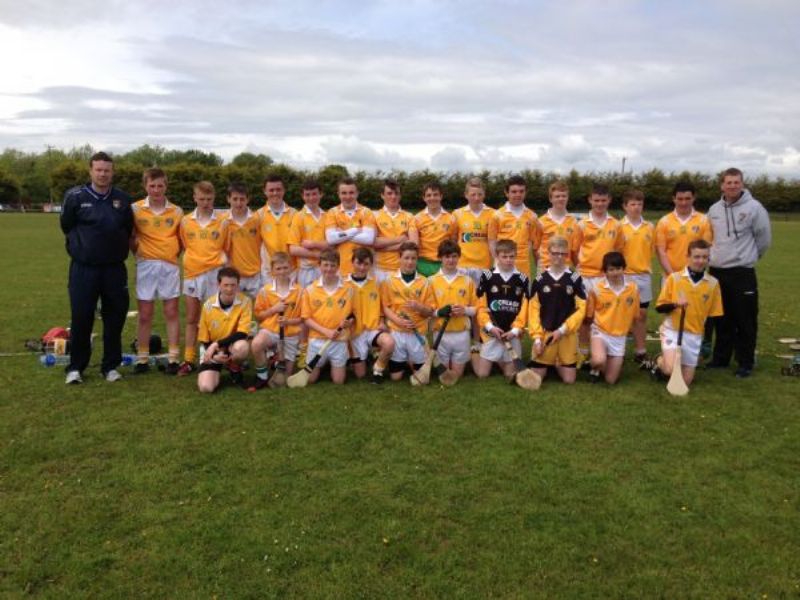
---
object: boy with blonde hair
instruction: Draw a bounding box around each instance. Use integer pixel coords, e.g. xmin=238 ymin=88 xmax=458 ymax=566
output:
xmin=380 ymin=242 xmax=437 ymax=380
xmin=453 ymin=177 xmax=495 ymax=284
xmin=250 ymin=252 xmax=303 ymax=390
xmin=537 ymin=181 xmax=580 ymax=271
xmin=619 ymin=189 xmax=656 ymax=363
xmin=131 ymin=167 xmax=183 ymax=374
xmin=528 ymin=236 xmax=586 ymax=384
xmin=474 ymin=239 xmax=530 ymax=379
xmin=300 ymin=248 xmax=355 ymax=384
xmin=178 ymin=181 xmax=229 ymax=375
xmin=585 ymin=251 xmax=640 ymax=384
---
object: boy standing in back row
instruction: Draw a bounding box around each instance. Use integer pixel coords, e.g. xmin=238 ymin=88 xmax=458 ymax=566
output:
xmin=131 ymin=167 xmax=183 ymax=374
xmin=225 ymin=183 xmax=263 ymax=299
xmin=488 ymin=174 xmax=541 ymax=276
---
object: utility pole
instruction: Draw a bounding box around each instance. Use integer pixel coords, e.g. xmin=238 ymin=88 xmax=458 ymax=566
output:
xmin=621 ymin=156 xmax=627 ymax=175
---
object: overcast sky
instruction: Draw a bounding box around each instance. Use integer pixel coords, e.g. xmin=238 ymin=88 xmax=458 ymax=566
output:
xmin=1 ymin=0 xmax=798 ymax=176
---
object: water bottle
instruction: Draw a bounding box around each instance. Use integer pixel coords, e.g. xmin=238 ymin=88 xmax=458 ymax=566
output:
xmin=121 ymin=353 xmax=137 ymax=366
xmin=40 ymin=353 xmax=71 ymax=367
xmin=122 ymin=353 xmax=167 ymax=367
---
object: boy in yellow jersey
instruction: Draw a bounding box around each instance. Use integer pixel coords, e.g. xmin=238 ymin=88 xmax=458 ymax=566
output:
xmin=300 ymin=248 xmax=355 ymax=385
xmin=372 ymin=179 xmax=412 ymax=282
xmin=619 ymin=189 xmax=656 ymax=363
xmin=131 ymin=168 xmax=183 ymax=374
xmin=323 ymin=177 xmax=376 ymax=276
xmin=258 ymin=174 xmax=297 ymax=282
xmin=196 ymin=267 xmax=252 ymax=393
xmin=585 ymin=251 xmax=640 ymax=384
xmin=178 ymin=181 xmax=229 ymax=376
xmin=408 ymin=181 xmax=456 ymax=277
xmin=528 ymin=236 xmax=586 ymax=384
xmin=537 ymin=181 xmax=581 ymax=271
xmin=474 ymin=239 xmax=530 ymax=379
xmin=488 ymin=174 xmax=541 ymax=276
xmin=453 ymin=177 xmax=495 ymax=285
xmin=380 ymin=241 xmax=437 ymax=380
xmin=655 ymin=181 xmax=713 ymax=277
xmin=347 ymin=247 xmax=396 ymax=384
xmin=288 ymin=178 xmax=329 ymax=288
xmin=650 ymin=240 xmax=723 ymax=386
xmin=224 ymin=182 xmax=262 ymax=298
xmin=576 ymin=183 xmax=624 ymax=363
xmin=428 ymin=240 xmax=477 ymax=384
xmin=250 ymin=252 xmax=303 ymax=390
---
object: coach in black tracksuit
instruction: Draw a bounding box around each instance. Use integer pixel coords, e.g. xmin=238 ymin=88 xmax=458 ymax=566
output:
xmin=60 ymin=152 xmax=133 ymax=382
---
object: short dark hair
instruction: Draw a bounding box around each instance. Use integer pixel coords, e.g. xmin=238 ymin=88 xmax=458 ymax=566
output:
xmin=505 ymin=175 xmax=527 ymax=191
xmin=227 ymin=182 xmax=248 ymax=196
xmin=672 ymin=181 xmax=696 ymax=196
xmin=90 ymin=151 xmax=113 ymax=166
xmin=622 ymin=189 xmax=644 ymax=204
xmin=399 ymin=241 xmax=419 ymax=255
xmin=437 ymin=239 xmax=460 ymax=258
xmin=263 ymin=174 xmax=284 ymax=187
xmin=383 ymin=178 xmax=400 ymax=193
xmin=688 ymin=239 xmax=711 ymax=254
xmin=338 ymin=177 xmax=357 ymax=188
xmin=218 ymin=266 xmax=241 ymax=282
xmin=602 ymin=251 xmax=625 ymax=271
xmin=422 ymin=181 xmax=442 ymax=195
xmin=591 ymin=183 xmax=610 ymax=197
xmin=352 ymin=247 xmax=374 ymax=264
xmin=302 ymin=178 xmax=321 ymax=192
xmin=142 ymin=167 xmax=166 ymax=185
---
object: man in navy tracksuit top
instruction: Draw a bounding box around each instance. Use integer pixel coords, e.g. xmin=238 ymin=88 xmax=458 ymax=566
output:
xmin=60 ymin=152 xmax=133 ymax=384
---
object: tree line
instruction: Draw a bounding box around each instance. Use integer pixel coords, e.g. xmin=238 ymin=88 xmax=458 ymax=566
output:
xmin=1 ymin=144 xmax=798 ymax=213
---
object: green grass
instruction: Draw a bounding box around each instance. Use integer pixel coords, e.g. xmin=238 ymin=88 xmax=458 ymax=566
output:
xmin=1 ymin=213 xmax=799 ymax=598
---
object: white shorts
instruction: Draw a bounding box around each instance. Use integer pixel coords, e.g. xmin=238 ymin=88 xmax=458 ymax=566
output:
xmin=238 ymin=273 xmax=263 ymax=298
xmin=351 ymin=329 xmax=382 ymax=361
xmin=660 ymin=325 xmax=702 ymax=367
xmin=479 ymin=336 xmax=521 ymax=363
xmin=182 ymin=268 xmax=220 ymax=300
xmin=437 ymin=330 xmax=471 ymax=365
xmin=136 ymin=259 xmax=180 ymax=301
xmin=590 ymin=324 xmax=627 ymax=357
xmin=257 ymin=330 xmax=300 ymax=361
xmin=308 ymin=337 xmax=349 ymax=369
xmin=627 ymin=273 xmax=653 ymax=305
xmin=295 ymin=266 xmax=320 ymax=288
xmin=390 ymin=330 xmax=428 ymax=364
xmin=581 ymin=275 xmax=603 ymax=296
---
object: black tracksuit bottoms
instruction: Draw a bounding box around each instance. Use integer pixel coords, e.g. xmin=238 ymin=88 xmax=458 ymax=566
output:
xmin=67 ymin=260 xmax=129 ymax=374
xmin=709 ymin=266 xmax=758 ymax=370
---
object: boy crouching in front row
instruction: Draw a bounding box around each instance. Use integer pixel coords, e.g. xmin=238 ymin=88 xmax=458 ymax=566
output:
xmin=428 ymin=240 xmax=478 ymax=384
xmin=347 ymin=247 xmax=396 ymax=384
xmin=300 ymin=249 xmax=355 ymax=385
xmin=197 ymin=267 xmax=252 ymax=393
xmin=651 ymin=240 xmax=723 ymax=386
xmin=380 ymin=242 xmax=436 ymax=381
xmin=528 ymin=236 xmax=587 ymax=384
xmin=473 ymin=239 xmax=529 ymax=379
xmin=585 ymin=251 xmax=640 ymax=384
xmin=250 ymin=252 xmax=303 ymax=390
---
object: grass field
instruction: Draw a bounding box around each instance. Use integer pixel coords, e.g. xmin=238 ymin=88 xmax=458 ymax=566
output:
xmin=1 ymin=213 xmax=799 ymax=598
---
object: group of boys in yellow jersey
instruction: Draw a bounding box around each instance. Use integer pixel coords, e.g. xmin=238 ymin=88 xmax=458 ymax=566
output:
xmin=129 ymin=167 xmax=722 ymax=393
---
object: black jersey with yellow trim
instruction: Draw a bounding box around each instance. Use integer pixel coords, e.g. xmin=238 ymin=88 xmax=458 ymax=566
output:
xmin=477 ymin=269 xmax=530 ymax=331
xmin=530 ymin=269 xmax=586 ymax=332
